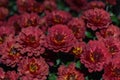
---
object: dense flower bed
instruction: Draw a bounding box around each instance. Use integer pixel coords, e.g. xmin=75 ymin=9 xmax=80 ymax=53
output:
xmin=0 ymin=0 xmax=120 ymax=80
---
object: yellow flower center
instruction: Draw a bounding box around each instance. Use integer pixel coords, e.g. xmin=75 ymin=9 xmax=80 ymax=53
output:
xmin=53 ymin=33 xmax=65 ymax=45
xmin=65 ymin=73 xmax=76 ymax=80
xmin=0 ymin=37 xmax=3 ymax=44
xmin=29 ymin=63 xmax=38 ymax=73
xmin=53 ymin=15 xmax=62 ymax=23
xmin=9 ymin=47 xmax=19 ymax=57
xmin=73 ymin=47 xmax=82 ymax=56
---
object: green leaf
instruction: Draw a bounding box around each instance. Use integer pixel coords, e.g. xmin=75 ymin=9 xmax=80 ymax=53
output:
xmin=110 ymin=13 xmax=119 ymax=25
xmin=66 ymin=62 xmax=72 ymax=66
xmin=57 ymin=0 xmax=65 ymax=10
xmin=85 ymin=76 xmax=89 ymax=80
xmin=48 ymin=73 xmax=57 ymax=80
xmin=56 ymin=59 xmax=61 ymax=65
xmin=76 ymin=60 xmax=81 ymax=69
xmin=85 ymin=31 xmax=93 ymax=38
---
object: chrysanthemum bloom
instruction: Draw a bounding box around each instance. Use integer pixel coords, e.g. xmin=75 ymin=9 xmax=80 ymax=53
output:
xmin=43 ymin=0 xmax=57 ymax=13
xmin=0 ymin=26 xmax=14 ymax=37
xmin=106 ymin=0 xmax=116 ymax=5
xmin=1 ymin=35 xmax=21 ymax=67
xmin=72 ymin=41 xmax=86 ymax=58
xmin=96 ymin=25 xmax=120 ymax=39
xmin=4 ymin=71 xmax=18 ymax=80
xmin=0 ymin=68 xmax=18 ymax=80
xmin=67 ymin=18 xmax=86 ymax=41
xmin=57 ymin=63 xmax=84 ymax=80
xmin=20 ymin=13 xmax=40 ymax=28
xmin=102 ymin=37 xmax=120 ymax=59
xmin=7 ymin=14 xmax=21 ymax=35
xmin=16 ymin=0 xmax=36 ymax=13
xmin=0 ymin=26 xmax=15 ymax=43
xmin=18 ymin=57 xmax=49 ymax=80
xmin=0 ymin=7 xmax=9 ymax=20
xmin=65 ymin=0 xmax=87 ymax=12
xmin=80 ymin=40 xmax=110 ymax=72
xmin=82 ymin=8 xmax=111 ymax=30
xmin=87 ymin=1 xmax=105 ymax=9
xmin=0 ymin=26 xmax=15 ymax=55
xmin=39 ymin=17 xmax=49 ymax=33
xmin=46 ymin=24 xmax=77 ymax=52
xmin=46 ymin=10 xmax=72 ymax=27
xmin=0 ymin=68 xmax=5 ymax=79
xmin=16 ymin=27 xmax=45 ymax=56
xmin=0 ymin=21 xmax=6 ymax=26
xmin=0 ymin=0 xmax=8 ymax=7
xmin=29 ymin=2 xmax=44 ymax=14
xmin=103 ymin=56 xmax=120 ymax=80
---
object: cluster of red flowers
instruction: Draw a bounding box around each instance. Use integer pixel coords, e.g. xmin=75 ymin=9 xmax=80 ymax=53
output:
xmin=0 ymin=0 xmax=119 ymax=80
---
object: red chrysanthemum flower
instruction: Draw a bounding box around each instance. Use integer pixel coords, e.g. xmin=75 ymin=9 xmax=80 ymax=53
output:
xmin=20 ymin=13 xmax=40 ymax=28
xmin=17 ymin=0 xmax=44 ymax=13
xmin=16 ymin=0 xmax=36 ymax=13
xmin=0 ymin=21 xmax=6 ymax=26
xmin=29 ymin=1 xmax=44 ymax=14
xmin=87 ymin=1 xmax=105 ymax=9
xmin=67 ymin=18 xmax=86 ymax=41
xmin=82 ymin=8 xmax=111 ymax=30
xmin=16 ymin=26 xmax=45 ymax=57
xmin=38 ymin=17 xmax=50 ymax=33
xmin=0 ymin=68 xmax=5 ymax=79
xmin=0 ymin=26 xmax=15 ymax=37
xmin=71 ymin=41 xmax=86 ymax=58
xmin=0 ymin=0 xmax=8 ymax=7
xmin=4 ymin=71 xmax=18 ymax=80
xmin=103 ymin=56 xmax=120 ymax=80
xmin=96 ymin=25 xmax=120 ymax=39
xmin=80 ymin=40 xmax=110 ymax=72
xmin=0 ymin=7 xmax=9 ymax=20
xmin=0 ymin=68 xmax=18 ymax=80
xmin=105 ymin=0 xmax=116 ymax=5
xmin=102 ymin=37 xmax=120 ymax=59
xmin=18 ymin=57 xmax=49 ymax=80
xmin=65 ymin=0 xmax=87 ymax=12
xmin=1 ymin=35 xmax=21 ymax=67
xmin=7 ymin=14 xmax=21 ymax=35
xmin=57 ymin=63 xmax=84 ymax=80
xmin=43 ymin=0 xmax=57 ymax=13
xmin=46 ymin=24 xmax=77 ymax=52
xmin=0 ymin=26 xmax=15 ymax=55
xmin=46 ymin=10 xmax=72 ymax=27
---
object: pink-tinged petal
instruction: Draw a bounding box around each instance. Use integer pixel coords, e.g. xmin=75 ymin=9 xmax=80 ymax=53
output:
xmin=67 ymin=18 xmax=86 ymax=41
xmin=103 ymin=56 xmax=120 ymax=80
xmin=45 ymin=10 xmax=72 ymax=27
xmin=16 ymin=26 xmax=45 ymax=57
xmin=46 ymin=24 xmax=77 ymax=53
xmin=0 ymin=68 xmax=5 ymax=79
xmin=18 ymin=57 xmax=49 ymax=80
xmin=87 ymin=1 xmax=105 ymax=9
xmin=65 ymin=0 xmax=87 ymax=12
xmin=0 ymin=7 xmax=9 ymax=20
xmin=57 ymin=63 xmax=85 ymax=80
xmin=96 ymin=25 xmax=120 ymax=39
xmin=82 ymin=8 xmax=111 ymax=30
xmin=1 ymin=35 xmax=21 ymax=67
xmin=19 ymin=13 xmax=40 ymax=28
xmin=5 ymin=71 xmax=18 ymax=80
xmin=106 ymin=0 xmax=116 ymax=5
xmin=80 ymin=40 xmax=111 ymax=72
